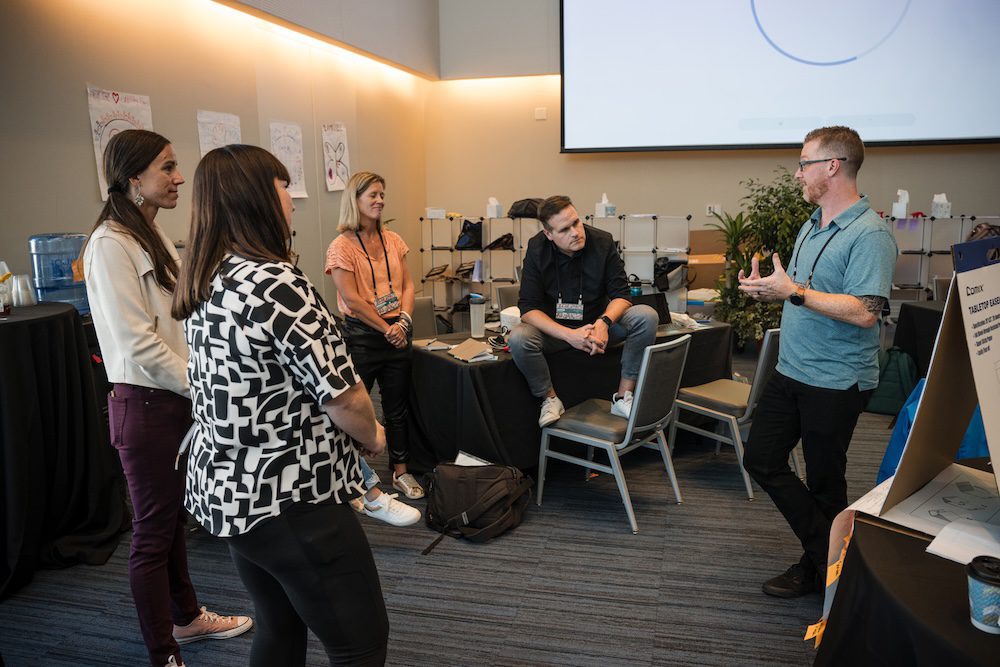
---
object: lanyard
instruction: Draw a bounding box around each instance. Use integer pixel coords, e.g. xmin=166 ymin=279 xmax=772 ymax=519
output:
xmin=790 ymin=224 xmax=841 ymax=288
xmin=354 ymin=228 xmax=392 ymax=298
xmin=553 ymin=244 xmax=584 ymax=303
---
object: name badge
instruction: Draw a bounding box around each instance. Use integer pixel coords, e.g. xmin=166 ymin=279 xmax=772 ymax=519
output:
xmin=555 ymin=299 xmax=584 ymax=321
xmin=374 ymin=290 xmax=400 ymax=316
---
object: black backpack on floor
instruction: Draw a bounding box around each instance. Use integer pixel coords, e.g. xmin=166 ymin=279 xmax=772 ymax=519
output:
xmin=422 ymin=463 xmax=533 ymax=554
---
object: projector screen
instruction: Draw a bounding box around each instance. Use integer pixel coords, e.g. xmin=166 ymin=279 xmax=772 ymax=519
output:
xmin=561 ymin=0 xmax=1000 ymax=152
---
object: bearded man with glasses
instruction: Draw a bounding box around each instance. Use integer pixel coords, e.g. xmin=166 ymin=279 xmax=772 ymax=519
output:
xmin=736 ymin=126 xmax=898 ymax=599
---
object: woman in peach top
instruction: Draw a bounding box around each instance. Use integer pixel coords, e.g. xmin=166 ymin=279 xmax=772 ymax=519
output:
xmin=326 ymin=171 xmax=425 ymax=517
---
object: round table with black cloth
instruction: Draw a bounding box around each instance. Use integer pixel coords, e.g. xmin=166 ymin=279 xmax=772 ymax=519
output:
xmin=406 ymin=322 xmax=732 ymax=473
xmin=815 ymin=514 xmax=1000 ymax=666
xmin=0 ymin=303 xmax=128 ymax=600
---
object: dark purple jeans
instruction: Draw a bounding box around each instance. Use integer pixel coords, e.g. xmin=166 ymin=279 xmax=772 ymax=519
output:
xmin=108 ymin=383 xmax=200 ymax=667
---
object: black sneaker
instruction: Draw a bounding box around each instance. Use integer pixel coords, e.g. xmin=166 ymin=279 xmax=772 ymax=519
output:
xmin=762 ymin=563 xmax=822 ymax=598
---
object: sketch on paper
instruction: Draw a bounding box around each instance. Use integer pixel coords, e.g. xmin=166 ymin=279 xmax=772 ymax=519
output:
xmin=322 ymin=123 xmax=351 ymax=192
xmin=197 ymin=110 xmax=241 ymax=157
xmin=87 ymin=85 xmax=153 ymax=200
xmin=906 ymin=467 xmax=1000 ymax=528
xmin=269 ymin=121 xmax=308 ymax=198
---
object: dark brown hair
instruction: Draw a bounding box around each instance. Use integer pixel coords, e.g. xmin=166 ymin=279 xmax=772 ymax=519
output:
xmin=86 ymin=129 xmax=178 ymax=291
xmin=172 ymin=144 xmax=292 ymax=320
xmin=803 ymin=126 xmax=865 ymax=178
xmin=537 ymin=195 xmax=574 ymax=229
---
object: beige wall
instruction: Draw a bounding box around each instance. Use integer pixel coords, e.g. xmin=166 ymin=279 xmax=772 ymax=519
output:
xmin=2 ymin=0 xmax=998 ymax=303
xmin=0 ymin=0 xmax=428 ymax=306
xmin=438 ymin=0 xmax=559 ymax=79
xmin=425 ymin=76 xmax=1000 ymax=234
xmin=233 ymin=0 xmax=440 ymax=77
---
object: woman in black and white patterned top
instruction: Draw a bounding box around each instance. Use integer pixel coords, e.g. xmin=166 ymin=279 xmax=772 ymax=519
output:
xmin=172 ymin=144 xmax=389 ymax=666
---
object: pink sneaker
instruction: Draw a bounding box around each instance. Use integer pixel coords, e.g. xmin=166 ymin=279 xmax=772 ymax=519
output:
xmin=173 ymin=606 xmax=253 ymax=645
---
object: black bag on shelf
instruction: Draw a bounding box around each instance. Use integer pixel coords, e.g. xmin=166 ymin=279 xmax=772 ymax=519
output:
xmin=422 ymin=463 xmax=533 ymax=554
xmin=483 ymin=233 xmax=514 ymax=251
xmin=454 ymin=219 xmax=483 ymax=250
xmin=653 ymin=258 xmax=688 ymax=291
xmin=507 ymin=198 xmax=542 ymax=220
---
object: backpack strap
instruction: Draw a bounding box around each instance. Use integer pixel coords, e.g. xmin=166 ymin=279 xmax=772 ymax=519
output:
xmin=453 ymin=477 xmax=533 ymax=542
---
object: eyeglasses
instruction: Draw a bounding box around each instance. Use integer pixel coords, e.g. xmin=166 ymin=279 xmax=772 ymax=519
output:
xmin=797 ymin=157 xmax=847 ymax=171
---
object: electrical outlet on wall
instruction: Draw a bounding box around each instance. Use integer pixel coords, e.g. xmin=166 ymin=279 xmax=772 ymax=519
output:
xmin=706 ymin=204 xmax=723 ymax=217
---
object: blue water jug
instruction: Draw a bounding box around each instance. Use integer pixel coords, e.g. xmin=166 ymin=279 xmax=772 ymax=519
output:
xmin=28 ymin=233 xmax=90 ymax=314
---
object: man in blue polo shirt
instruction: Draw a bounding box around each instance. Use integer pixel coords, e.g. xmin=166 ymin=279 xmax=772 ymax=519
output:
xmin=737 ymin=126 xmax=897 ymax=598
xmin=510 ymin=195 xmax=658 ymax=427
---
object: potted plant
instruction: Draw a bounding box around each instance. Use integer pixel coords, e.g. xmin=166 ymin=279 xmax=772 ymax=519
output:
xmin=711 ymin=168 xmax=814 ymax=347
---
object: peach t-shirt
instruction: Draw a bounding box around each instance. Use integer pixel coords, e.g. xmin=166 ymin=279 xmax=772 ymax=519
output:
xmin=324 ymin=229 xmax=409 ymax=318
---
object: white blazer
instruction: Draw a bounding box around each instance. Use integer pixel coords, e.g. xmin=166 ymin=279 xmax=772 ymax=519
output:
xmin=83 ymin=221 xmax=189 ymax=397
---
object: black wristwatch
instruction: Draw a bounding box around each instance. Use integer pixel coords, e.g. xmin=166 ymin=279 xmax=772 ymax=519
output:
xmin=788 ymin=284 xmax=806 ymax=306
xmin=600 ymin=315 xmax=614 ymax=328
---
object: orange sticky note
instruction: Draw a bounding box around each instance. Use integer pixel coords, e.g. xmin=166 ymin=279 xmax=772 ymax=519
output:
xmin=71 ymin=258 xmax=85 ymax=283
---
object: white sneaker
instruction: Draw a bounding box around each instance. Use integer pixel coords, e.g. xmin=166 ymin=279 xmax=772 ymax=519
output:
xmin=610 ymin=391 xmax=634 ymax=419
xmin=538 ymin=396 xmax=565 ymax=427
xmin=364 ymin=493 xmax=421 ymax=526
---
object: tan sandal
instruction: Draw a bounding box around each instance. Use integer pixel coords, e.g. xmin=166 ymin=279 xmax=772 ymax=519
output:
xmin=392 ymin=472 xmax=425 ymax=499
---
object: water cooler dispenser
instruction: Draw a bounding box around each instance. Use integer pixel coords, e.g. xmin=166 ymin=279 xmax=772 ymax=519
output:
xmin=28 ymin=233 xmax=90 ymax=314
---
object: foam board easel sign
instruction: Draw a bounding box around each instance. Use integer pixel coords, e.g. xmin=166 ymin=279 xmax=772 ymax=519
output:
xmin=883 ymin=236 xmax=1000 ymax=512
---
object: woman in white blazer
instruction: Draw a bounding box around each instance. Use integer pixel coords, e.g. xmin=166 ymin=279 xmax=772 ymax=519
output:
xmin=83 ymin=129 xmax=251 ymax=667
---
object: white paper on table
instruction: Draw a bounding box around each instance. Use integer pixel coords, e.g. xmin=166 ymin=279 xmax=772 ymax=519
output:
xmin=454 ymin=451 xmax=493 ymax=466
xmin=927 ymin=519 xmax=1000 ymax=564
xmin=321 ymin=122 xmax=350 ymax=192
xmin=87 ymin=85 xmax=153 ymax=200
xmin=197 ymin=110 xmax=241 ymax=157
xmin=879 ymin=463 xmax=1000 ymax=537
xmin=269 ymin=121 xmax=308 ymax=198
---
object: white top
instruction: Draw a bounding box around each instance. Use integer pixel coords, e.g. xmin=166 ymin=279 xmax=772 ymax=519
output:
xmin=83 ymin=221 xmax=189 ymax=397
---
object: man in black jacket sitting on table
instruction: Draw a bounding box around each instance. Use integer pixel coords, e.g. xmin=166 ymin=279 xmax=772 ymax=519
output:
xmin=510 ymin=195 xmax=658 ymax=427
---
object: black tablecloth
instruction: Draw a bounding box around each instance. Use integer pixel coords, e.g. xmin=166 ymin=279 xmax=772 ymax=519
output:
xmin=815 ymin=516 xmax=1000 ymax=666
xmin=407 ymin=323 xmax=732 ymax=472
xmin=0 ymin=303 xmax=127 ymax=600
xmin=893 ymin=300 xmax=945 ymax=377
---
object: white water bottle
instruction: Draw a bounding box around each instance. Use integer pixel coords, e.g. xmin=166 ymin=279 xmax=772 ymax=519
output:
xmin=470 ymin=295 xmax=486 ymax=338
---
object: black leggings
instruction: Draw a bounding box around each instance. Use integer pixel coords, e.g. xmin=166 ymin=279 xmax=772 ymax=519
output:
xmin=227 ymin=500 xmax=388 ymax=666
xmin=342 ymin=316 xmax=412 ymax=467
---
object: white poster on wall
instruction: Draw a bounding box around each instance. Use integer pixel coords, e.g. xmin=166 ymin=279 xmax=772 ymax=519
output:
xmin=87 ymin=84 xmax=153 ymax=200
xmin=269 ymin=121 xmax=308 ymax=198
xmin=321 ymin=123 xmax=351 ymax=192
xmin=197 ymin=110 xmax=241 ymax=157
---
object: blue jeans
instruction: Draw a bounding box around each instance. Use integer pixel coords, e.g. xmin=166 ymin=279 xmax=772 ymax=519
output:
xmin=508 ymin=304 xmax=658 ymax=398
xmin=359 ymin=457 xmax=380 ymax=491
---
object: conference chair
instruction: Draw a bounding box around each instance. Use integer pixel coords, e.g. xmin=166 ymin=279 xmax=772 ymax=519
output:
xmin=536 ymin=335 xmax=690 ymax=534
xmin=496 ymin=284 xmax=520 ymax=311
xmin=411 ymin=295 xmax=436 ymax=338
xmin=670 ymin=328 xmax=783 ymax=500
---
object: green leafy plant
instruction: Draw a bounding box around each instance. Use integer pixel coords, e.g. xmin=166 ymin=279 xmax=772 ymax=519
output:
xmin=711 ymin=168 xmax=813 ymax=347
xmin=743 ymin=167 xmax=814 ymax=272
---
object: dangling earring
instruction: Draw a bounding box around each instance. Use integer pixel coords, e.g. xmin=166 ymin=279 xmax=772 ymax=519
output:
xmin=134 ymin=183 xmax=144 ymax=207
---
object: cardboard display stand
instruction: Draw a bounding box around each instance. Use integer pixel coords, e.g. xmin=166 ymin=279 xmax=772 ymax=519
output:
xmin=884 ymin=236 xmax=1000 ymax=511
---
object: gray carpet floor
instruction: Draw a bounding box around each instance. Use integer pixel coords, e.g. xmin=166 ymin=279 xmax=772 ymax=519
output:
xmin=0 ymin=350 xmax=895 ymax=666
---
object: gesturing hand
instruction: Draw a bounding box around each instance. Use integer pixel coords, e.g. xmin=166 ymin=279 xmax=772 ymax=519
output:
xmin=738 ymin=253 xmax=794 ymax=302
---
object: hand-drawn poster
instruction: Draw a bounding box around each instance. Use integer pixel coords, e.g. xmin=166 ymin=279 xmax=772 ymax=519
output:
xmin=322 ymin=123 xmax=351 ymax=192
xmin=269 ymin=121 xmax=307 ymax=198
xmin=87 ymin=85 xmax=153 ymax=200
xmin=197 ymin=110 xmax=241 ymax=157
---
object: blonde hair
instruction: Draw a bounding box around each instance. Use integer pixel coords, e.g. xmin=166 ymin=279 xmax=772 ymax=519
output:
xmin=337 ymin=171 xmax=386 ymax=232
